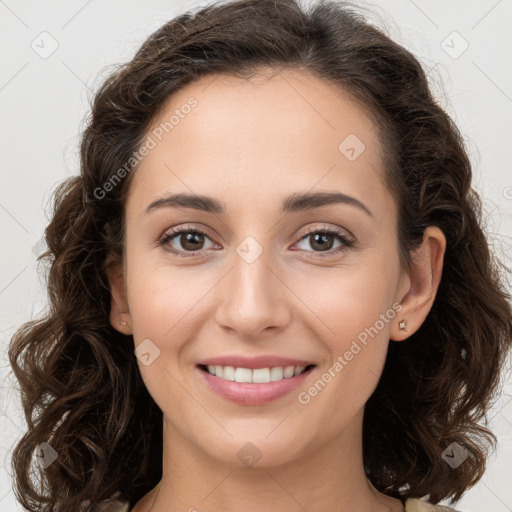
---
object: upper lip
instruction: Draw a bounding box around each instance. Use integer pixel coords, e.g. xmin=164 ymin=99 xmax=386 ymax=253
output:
xmin=197 ymin=355 xmax=316 ymax=370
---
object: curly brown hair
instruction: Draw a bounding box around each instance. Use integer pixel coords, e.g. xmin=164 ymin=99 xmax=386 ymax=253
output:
xmin=8 ymin=0 xmax=512 ymax=510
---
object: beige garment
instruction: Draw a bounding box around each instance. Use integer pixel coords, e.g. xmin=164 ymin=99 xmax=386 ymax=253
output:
xmin=97 ymin=496 xmax=462 ymax=512
xmin=405 ymin=497 xmax=461 ymax=511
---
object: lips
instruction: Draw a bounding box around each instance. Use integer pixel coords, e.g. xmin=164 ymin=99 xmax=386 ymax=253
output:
xmin=195 ymin=354 xmax=317 ymax=405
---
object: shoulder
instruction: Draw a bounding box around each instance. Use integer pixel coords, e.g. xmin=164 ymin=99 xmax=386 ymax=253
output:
xmin=405 ymin=497 xmax=463 ymax=512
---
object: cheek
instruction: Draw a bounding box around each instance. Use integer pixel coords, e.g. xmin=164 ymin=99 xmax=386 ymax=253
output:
xmin=298 ymin=261 xmax=399 ymax=402
xmin=125 ymin=258 xmax=205 ymax=415
xmin=126 ymin=251 xmax=215 ymax=342
xmin=301 ymin=261 xmax=399 ymax=341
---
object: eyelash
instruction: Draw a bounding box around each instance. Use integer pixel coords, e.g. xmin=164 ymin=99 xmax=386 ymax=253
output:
xmin=158 ymin=223 xmax=355 ymax=259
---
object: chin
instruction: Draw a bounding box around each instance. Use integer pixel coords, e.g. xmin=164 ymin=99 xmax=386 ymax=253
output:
xmin=199 ymin=433 xmax=312 ymax=469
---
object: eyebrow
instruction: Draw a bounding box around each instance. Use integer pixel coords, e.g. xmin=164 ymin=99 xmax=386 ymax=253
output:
xmin=145 ymin=191 xmax=373 ymax=218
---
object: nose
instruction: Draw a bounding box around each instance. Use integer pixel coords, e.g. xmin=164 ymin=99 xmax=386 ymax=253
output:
xmin=214 ymin=241 xmax=292 ymax=339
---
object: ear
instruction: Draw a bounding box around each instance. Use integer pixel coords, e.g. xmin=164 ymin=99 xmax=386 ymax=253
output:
xmin=104 ymin=252 xmax=132 ymax=335
xmin=390 ymin=226 xmax=446 ymax=341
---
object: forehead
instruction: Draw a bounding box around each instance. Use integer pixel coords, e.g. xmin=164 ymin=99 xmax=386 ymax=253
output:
xmin=127 ymin=68 xmax=388 ymax=217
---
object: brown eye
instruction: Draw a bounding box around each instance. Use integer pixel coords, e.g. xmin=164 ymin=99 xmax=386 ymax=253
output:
xmin=160 ymin=226 xmax=217 ymax=257
xmin=307 ymin=233 xmax=336 ymax=252
xmin=179 ymin=232 xmax=206 ymax=251
xmin=294 ymin=226 xmax=355 ymax=257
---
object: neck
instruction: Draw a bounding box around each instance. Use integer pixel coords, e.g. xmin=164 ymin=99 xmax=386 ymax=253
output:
xmin=137 ymin=407 xmax=402 ymax=512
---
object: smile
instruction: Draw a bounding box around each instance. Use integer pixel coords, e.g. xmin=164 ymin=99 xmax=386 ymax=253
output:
xmin=200 ymin=364 xmax=314 ymax=383
xmin=196 ymin=364 xmax=317 ymax=405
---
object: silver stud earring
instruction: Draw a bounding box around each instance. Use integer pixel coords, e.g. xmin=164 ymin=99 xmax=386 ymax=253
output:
xmin=121 ymin=321 xmax=127 ymax=326
xmin=399 ymin=319 xmax=407 ymax=332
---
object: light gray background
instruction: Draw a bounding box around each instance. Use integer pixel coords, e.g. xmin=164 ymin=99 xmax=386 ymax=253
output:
xmin=1 ymin=1 xmax=511 ymax=511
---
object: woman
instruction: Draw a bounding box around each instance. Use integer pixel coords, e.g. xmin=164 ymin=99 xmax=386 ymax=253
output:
xmin=9 ymin=0 xmax=512 ymax=511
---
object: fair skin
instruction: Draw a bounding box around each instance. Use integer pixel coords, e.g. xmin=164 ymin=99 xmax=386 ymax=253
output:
xmin=107 ymin=67 xmax=446 ymax=512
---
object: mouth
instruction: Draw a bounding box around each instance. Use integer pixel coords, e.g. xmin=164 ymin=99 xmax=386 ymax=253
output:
xmin=197 ymin=363 xmax=316 ymax=383
xmin=196 ymin=363 xmax=317 ymax=405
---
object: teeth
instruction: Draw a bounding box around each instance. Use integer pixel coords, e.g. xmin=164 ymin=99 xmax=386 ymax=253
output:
xmin=283 ymin=366 xmax=294 ymax=378
xmin=235 ymin=367 xmax=252 ymax=382
xmin=223 ymin=366 xmax=235 ymax=381
xmin=270 ymin=367 xmax=283 ymax=381
xmin=204 ymin=365 xmax=309 ymax=383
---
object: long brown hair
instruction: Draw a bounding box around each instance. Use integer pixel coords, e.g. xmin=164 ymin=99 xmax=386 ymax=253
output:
xmin=9 ymin=0 xmax=512 ymax=510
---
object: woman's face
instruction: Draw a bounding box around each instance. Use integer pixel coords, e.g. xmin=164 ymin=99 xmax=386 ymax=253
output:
xmin=112 ymin=68 xmax=413 ymax=467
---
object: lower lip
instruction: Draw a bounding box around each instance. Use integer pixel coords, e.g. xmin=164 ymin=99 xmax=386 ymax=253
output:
xmin=197 ymin=366 xmax=315 ymax=405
